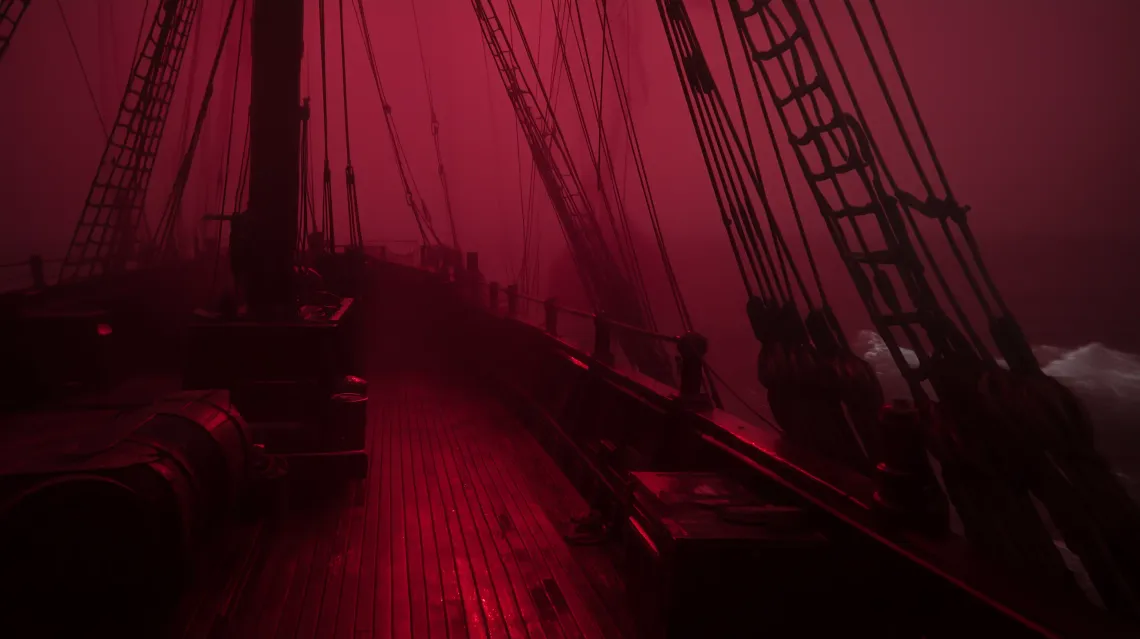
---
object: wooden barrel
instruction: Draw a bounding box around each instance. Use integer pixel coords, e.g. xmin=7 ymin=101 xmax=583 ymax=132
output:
xmin=0 ymin=390 xmax=250 ymax=636
xmin=138 ymin=390 xmax=251 ymax=540
xmin=0 ymin=471 xmax=173 ymax=636
xmin=328 ymin=391 xmax=368 ymax=451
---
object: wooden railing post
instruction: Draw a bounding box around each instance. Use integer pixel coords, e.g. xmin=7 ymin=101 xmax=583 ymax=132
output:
xmin=593 ymin=314 xmax=614 ymax=366
xmin=464 ymin=251 xmax=482 ymax=304
xmin=677 ymin=332 xmax=712 ymax=410
xmin=506 ymin=285 xmax=519 ymax=318
xmin=872 ymin=399 xmax=949 ymax=535
xmin=488 ymin=282 xmax=500 ymax=313
xmin=29 ymin=255 xmax=45 ymax=289
xmin=544 ymin=298 xmax=558 ymax=336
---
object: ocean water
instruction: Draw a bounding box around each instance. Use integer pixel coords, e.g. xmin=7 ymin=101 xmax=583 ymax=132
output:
xmin=857 ymin=331 xmax=1140 ymax=495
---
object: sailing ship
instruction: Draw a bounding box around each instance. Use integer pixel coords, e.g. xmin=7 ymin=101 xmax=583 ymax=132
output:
xmin=1 ymin=0 xmax=1138 ymax=637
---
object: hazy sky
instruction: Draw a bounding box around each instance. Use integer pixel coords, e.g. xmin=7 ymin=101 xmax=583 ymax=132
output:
xmin=1 ymin=0 xmax=1138 ymax=356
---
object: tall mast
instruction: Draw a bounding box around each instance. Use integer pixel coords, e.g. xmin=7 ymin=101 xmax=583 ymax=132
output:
xmin=241 ymin=0 xmax=304 ymax=317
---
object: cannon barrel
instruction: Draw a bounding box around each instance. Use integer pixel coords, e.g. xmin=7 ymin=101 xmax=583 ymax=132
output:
xmin=0 ymin=390 xmax=250 ymax=635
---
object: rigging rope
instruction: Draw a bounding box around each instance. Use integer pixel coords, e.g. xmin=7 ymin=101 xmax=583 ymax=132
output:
xmin=514 ymin=0 xmax=562 ymax=295
xmin=554 ymin=0 xmax=657 ymax=331
xmin=524 ymin=0 xmax=571 ymax=294
xmin=725 ymin=5 xmax=829 ymax=312
xmin=153 ymin=0 xmax=242 ymax=253
xmin=478 ymin=0 xmax=675 ymax=381
xmin=409 ymin=0 xmax=461 ymax=252
xmin=210 ymin=0 xmax=248 ymax=294
xmin=709 ymin=1 xmax=802 ymax=307
xmin=842 ymin=1 xmax=1015 ymax=351
xmin=479 ymin=41 xmax=526 ymax=287
xmin=779 ymin=1 xmax=994 ymax=364
xmin=339 ymin=0 xmax=362 ymax=249
xmin=801 ymin=1 xmax=989 ymax=360
xmin=504 ymin=0 xmax=604 ymax=312
xmin=298 ymin=26 xmax=318 ymax=249
xmin=589 ymin=0 xmax=694 ymax=331
xmin=298 ymin=98 xmax=317 ymax=248
xmin=351 ymin=0 xmax=441 ymax=247
xmin=796 ymin=2 xmax=1139 ymax=609
xmin=732 ymin=2 xmax=943 ymax=393
xmin=516 ymin=0 xmax=649 ymax=318
xmin=96 ymin=2 xmax=112 ymax=114
xmin=130 ymin=0 xmax=153 ymax=69
xmin=55 ymin=0 xmax=109 ymax=138
xmin=550 ymin=1 xmax=645 ymax=295
xmin=593 ymin=0 xmax=713 ymax=391
xmin=317 ymin=0 xmax=336 ymax=251
xmin=705 ymin=362 xmax=779 ymax=432
xmin=656 ymin=0 xmax=789 ymax=308
xmin=176 ymin=4 xmax=207 ymax=177
xmin=658 ymin=0 xmax=883 ymax=467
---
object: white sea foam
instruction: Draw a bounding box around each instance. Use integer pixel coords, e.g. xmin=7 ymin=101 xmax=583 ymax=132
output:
xmin=855 ymin=330 xmax=1140 ymax=405
xmin=854 ymin=330 xmax=1140 ymax=492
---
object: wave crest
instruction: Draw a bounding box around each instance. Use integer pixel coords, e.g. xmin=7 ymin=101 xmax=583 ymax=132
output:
xmin=855 ymin=330 xmax=1140 ymax=403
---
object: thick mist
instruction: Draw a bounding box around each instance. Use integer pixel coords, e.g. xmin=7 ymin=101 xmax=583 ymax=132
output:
xmin=1 ymin=1 xmax=1138 ymax=479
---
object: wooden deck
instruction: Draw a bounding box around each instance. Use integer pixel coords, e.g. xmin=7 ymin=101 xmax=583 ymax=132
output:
xmin=173 ymin=372 xmax=632 ymax=639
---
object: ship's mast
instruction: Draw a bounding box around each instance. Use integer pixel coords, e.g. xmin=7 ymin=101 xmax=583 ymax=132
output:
xmin=241 ymin=0 xmax=304 ymax=318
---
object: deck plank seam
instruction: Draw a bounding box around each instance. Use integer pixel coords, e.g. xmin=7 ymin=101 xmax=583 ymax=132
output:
xmin=413 ymin=387 xmax=487 ymax=639
xmin=486 ymin=427 xmax=634 ymax=636
xmin=333 ymin=382 xmax=386 ymax=639
xmin=429 ymin=388 xmax=570 ymax=639
xmin=444 ymin=383 xmax=621 ymax=637
xmin=272 ymin=495 xmax=329 ymax=638
xmin=400 ymin=383 xmax=432 ymax=638
xmin=349 ymin=383 xmax=387 ymax=638
xmin=373 ymin=381 xmax=396 ymax=638
xmin=393 ymin=383 xmax=415 ymax=638
xmin=421 ymin=380 xmax=510 ymax=633
xmin=410 ymin=385 xmax=451 ymax=638
xmin=420 ymin=384 xmax=513 ymax=638
xmin=419 ymin=394 xmax=496 ymax=639
xmin=454 ymin=418 xmax=610 ymax=639
xmin=475 ymin=423 xmax=628 ymax=638
xmin=411 ymin=387 xmax=471 ymax=639
xmin=451 ymin=381 xmax=612 ymax=631
xmin=424 ymin=384 xmax=532 ymax=639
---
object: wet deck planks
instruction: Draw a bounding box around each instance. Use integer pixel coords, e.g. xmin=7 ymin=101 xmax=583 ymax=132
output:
xmin=184 ymin=372 xmax=630 ymax=639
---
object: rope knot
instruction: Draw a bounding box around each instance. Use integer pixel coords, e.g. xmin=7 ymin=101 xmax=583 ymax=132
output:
xmin=898 ymin=191 xmax=970 ymax=224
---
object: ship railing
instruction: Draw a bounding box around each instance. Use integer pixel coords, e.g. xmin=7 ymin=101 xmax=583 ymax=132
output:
xmin=0 ymin=254 xmax=61 ymax=293
xmin=404 ymin=251 xmax=1134 ymax=637
xmin=364 ymin=241 xmax=714 ymax=409
xmin=488 ymin=285 xmax=712 ymax=411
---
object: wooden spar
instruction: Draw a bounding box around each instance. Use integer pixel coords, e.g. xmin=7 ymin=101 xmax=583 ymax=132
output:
xmin=242 ymin=0 xmax=304 ymax=318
